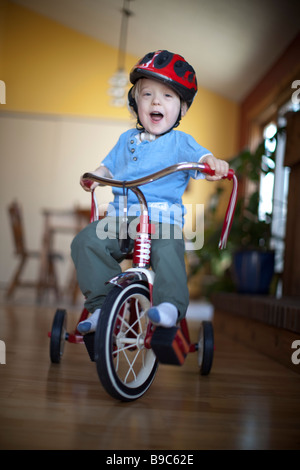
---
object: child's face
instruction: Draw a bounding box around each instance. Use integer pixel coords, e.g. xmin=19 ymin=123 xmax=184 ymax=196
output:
xmin=136 ymin=78 xmax=182 ymax=135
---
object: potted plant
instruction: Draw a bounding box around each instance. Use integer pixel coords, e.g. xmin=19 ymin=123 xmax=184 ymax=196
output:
xmin=191 ymin=129 xmax=284 ymax=297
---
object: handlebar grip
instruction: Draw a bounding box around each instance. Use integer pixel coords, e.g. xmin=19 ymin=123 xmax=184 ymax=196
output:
xmin=225 ymin=169 xmax=235 ymax=180
xmin=202 ymin=163 xmax=235 ymax=180
xmin=83 ymin=179 xmax=94 ymax=189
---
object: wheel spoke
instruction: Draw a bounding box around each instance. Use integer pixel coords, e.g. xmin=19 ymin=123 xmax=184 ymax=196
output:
xmin=122 ymin=347 xmax=142 ymax=383
xmin=117 ymin=313 xmax=138 ymax=337
xmin=117 ymin=299 xmax=147 ymax=336
xmin=136 ymin=298 xmax=146 ymax=330
xmin=113 ymin=339 xmax=139 ymax=355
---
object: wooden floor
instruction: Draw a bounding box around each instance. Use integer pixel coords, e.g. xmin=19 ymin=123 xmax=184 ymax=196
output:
xmin=0 ymin=292 xmax=300 ymax=450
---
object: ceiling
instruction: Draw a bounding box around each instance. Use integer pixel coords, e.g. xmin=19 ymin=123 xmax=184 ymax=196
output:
xmin=12 ymin=0 xmax=300 ymax=102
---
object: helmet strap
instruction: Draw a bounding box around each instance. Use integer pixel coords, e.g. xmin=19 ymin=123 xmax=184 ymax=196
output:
xmin=173 ymin=108 xmax=182 ymax=129
xmin=136 ymin=116 xmax=145 ymax=131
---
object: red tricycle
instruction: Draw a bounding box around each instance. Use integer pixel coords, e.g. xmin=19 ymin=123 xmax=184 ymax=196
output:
xmin=49 ymin=162 xmax=237 ymax=401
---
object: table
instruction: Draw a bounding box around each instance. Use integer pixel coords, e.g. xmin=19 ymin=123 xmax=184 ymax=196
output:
xmin=37 ymin=207 xmax=90 ymax=302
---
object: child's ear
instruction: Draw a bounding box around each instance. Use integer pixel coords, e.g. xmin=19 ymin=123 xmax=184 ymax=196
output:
xmin=181 ymin=102 xmax=188 ymax=117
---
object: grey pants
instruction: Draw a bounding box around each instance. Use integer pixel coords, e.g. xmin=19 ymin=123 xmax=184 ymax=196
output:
xmin=71 ymin=217 xmax=189 ymax=320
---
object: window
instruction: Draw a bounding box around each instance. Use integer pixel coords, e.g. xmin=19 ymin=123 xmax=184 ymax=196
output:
xmin=258 ymin=122 xmax=277 ymax=223
xmin=258 ymin=99 xmax=299 ymax=283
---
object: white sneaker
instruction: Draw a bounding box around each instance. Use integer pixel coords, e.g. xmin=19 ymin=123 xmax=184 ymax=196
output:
xmin=77 ymin=308 xmax=101 ymax=334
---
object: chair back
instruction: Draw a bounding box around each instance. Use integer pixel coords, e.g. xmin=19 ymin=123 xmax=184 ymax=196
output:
xmin=8 ymin=201 xmax=26 ymax=256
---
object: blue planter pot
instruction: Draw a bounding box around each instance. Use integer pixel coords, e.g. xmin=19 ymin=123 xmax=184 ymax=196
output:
xmin=233 ymin=250 xmax=275 ymax=295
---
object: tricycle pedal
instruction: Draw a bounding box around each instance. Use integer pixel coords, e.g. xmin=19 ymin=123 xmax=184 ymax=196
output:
xmin=83 ymin=332 xmax=95 ymax=361
xmin=150 ymin=326 xmax=189 ymax=365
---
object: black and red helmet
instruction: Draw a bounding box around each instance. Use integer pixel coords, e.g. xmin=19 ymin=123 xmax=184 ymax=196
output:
xmin=129 ymin=50 xmax=198 ymax=108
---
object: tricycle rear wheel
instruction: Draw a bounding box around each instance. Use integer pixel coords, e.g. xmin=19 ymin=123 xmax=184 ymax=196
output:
xmin=50 ymin=309 xmax=67 ymax=364
xmin=197 ymin=321 xmax=214 ymax=375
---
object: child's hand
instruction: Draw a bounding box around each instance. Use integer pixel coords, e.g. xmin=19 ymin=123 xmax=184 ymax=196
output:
xmin=80 ymin=175 xmax=98 ymax=192
xmin=202 ymin=155 xmax=229 ymax=181
xmin=79 ymin=165 xmax=112 ymax=192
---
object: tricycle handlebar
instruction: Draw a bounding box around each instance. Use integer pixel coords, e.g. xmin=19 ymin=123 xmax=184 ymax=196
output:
xmin=82 ymin=162 xmax=237 ymax=250
xmin=82 ymin=162 xmax=234 ymax=189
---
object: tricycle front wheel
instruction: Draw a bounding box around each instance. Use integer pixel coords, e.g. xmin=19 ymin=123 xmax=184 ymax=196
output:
xmin=95 ymin=283 xmax=158 ymax=401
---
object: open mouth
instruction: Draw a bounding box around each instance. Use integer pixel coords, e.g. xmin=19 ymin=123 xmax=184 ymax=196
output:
xmin=150 ymin=111 xmax=163 ymax=122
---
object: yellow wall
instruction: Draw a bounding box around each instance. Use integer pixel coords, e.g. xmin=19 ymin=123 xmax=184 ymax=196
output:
xmin=0 ymin=0 xmax=137 ymax=119
xmin=0 ymin=0 xmax=239 ymax=286
xmin=1 ymin=0 xmax=239 ymax=152
xmin=0 ymin=0 xmax=7 ymax=77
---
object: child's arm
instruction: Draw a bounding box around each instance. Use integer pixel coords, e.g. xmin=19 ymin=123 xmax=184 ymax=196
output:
xmin=201 ymin=155 xmax=229 ymax=181
xmin=80 ymin=165 xmax=112 ymax=192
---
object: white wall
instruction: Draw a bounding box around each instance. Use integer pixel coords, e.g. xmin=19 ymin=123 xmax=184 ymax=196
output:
xmin=0 ymin=112 xmax=131 ymax=287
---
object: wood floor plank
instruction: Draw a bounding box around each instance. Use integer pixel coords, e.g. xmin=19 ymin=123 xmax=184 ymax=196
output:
xmin=0 ymin=300 xmax=299 ymax=450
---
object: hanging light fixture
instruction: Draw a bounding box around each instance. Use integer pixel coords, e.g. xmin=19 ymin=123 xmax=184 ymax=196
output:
xmin=108 ymin=0 xmax=134 ymax=107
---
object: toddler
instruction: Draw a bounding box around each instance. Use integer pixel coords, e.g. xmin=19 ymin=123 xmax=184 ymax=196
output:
xmin=71 ymin=50 xmax=228 ymax=334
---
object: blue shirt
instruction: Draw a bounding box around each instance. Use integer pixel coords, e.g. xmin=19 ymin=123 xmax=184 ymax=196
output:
xmin=102 ymin=128 xmax=213 ymax=227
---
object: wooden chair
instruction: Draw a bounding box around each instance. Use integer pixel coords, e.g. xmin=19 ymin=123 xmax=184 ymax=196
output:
xmin=6 ymin=201 xmax=62 ymax=301
xmin=66 ymin=206 xmax=90 ymax=304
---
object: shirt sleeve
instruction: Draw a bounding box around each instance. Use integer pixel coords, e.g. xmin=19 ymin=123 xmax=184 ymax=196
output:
xmin=179 ymin=132 xmax=213 ymax=180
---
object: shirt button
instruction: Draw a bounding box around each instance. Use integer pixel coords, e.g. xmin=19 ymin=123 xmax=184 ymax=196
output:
xmin=133 ymin=157 xmax=137 ymax=161
xmin=130 ymin=139 xmax=134 ymax=144
xmin=131 ymin=148 xmax=135 ymax=153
